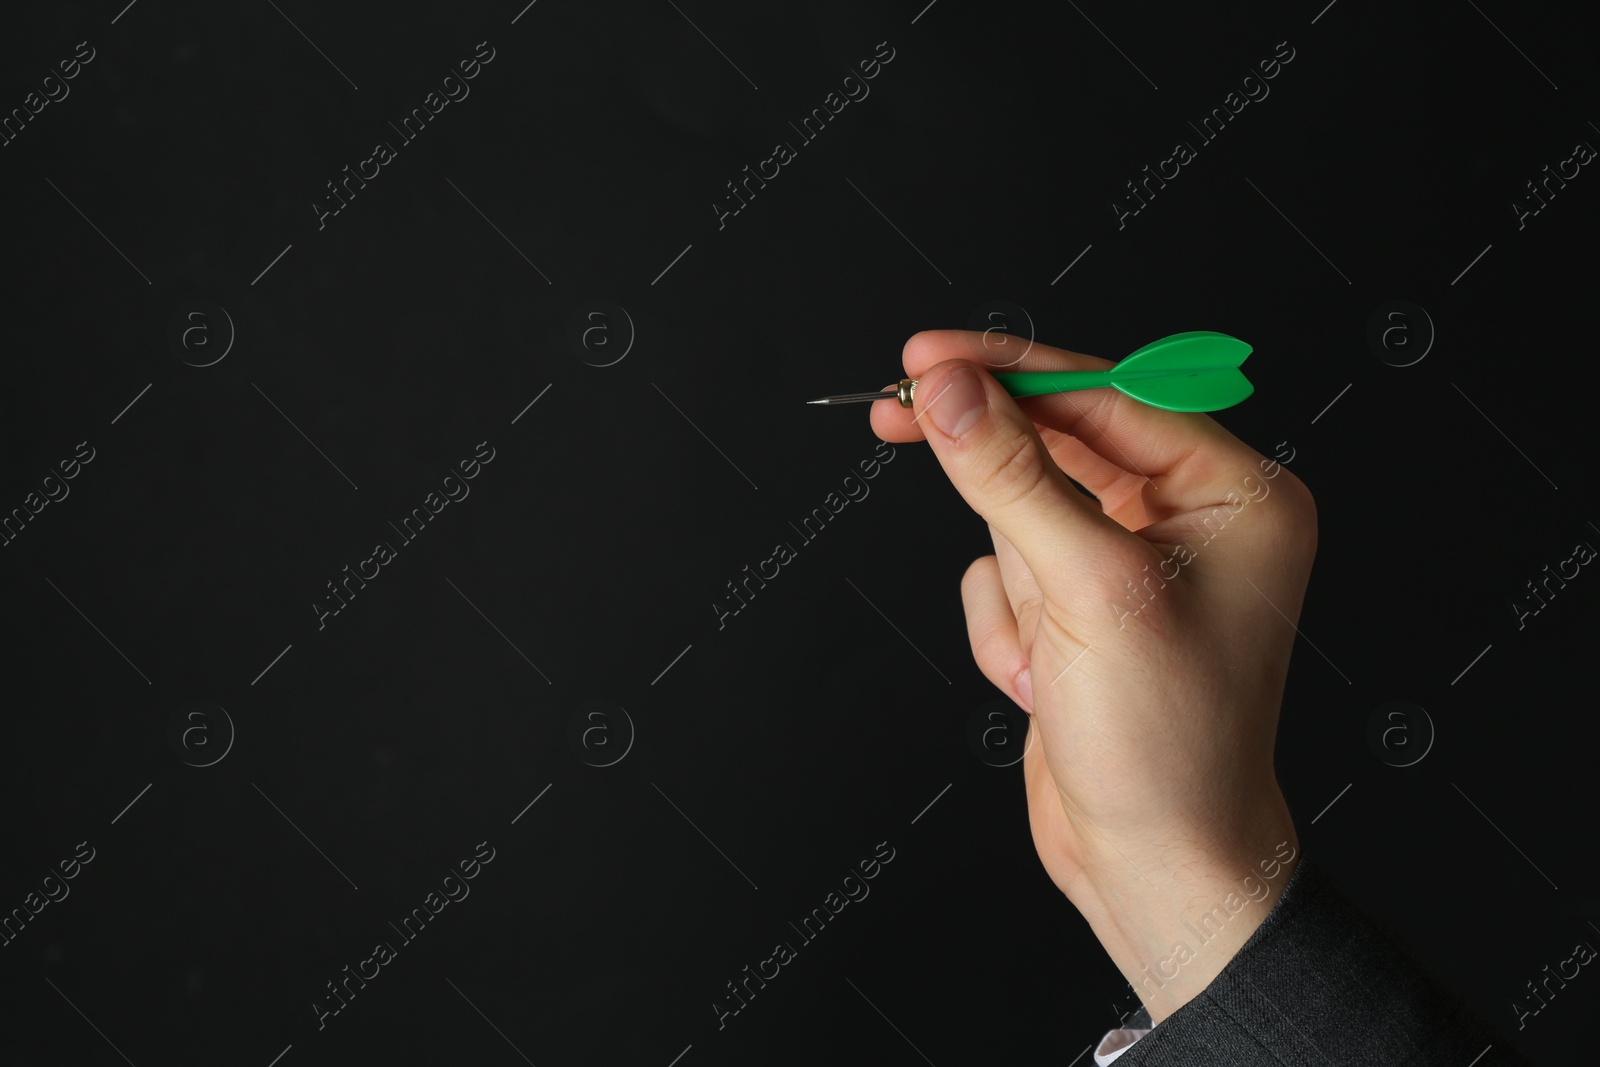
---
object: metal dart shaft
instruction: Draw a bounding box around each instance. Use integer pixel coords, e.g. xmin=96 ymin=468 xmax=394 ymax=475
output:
xmin=806 ymin=379 xmax=918 ymax=407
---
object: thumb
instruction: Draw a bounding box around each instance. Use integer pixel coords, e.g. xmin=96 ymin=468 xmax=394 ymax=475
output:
xmin=912 ymin=359 xmax=1146 ymax=601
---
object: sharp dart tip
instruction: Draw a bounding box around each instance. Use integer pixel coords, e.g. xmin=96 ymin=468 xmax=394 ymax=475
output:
xmin=809 ymin=388 xmax=900 ymax=406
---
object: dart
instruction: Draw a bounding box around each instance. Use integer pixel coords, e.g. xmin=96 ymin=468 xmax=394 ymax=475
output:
xmin=807 ymin=330 xmax=1254 ymax=413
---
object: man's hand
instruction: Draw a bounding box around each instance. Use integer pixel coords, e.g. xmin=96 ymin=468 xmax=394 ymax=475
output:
xmin=871 ymin=330 xmax=1316 ymax=1022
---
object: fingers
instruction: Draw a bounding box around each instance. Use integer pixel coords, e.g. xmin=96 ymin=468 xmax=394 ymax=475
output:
xmin=1036 ymin=427 xmax=1158 ymax=531
xmin=988 ymin=523 xmax=1039 ymax=619
xmin=869 ymin=384 xmax=929 ymax=443
xmin=914 ymin=357 xmax=1153 ymax=604
xmin=961 ymin=556 xmax=1032 ymax=712
xmin=874 ymin=331 xmax=1263 ymax=517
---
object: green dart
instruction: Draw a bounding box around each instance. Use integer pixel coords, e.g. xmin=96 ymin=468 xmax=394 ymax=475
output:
xmin=807 ymin=330 xmax=1254 ymax=413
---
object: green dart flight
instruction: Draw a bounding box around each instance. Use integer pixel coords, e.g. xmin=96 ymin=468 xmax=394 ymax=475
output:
xmin=808 ymin=330 xmax=1254 ymax=413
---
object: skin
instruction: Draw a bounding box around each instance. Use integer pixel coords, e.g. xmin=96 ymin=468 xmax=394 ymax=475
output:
xmin=869 ymin=330 xmax=1315 ymax=1023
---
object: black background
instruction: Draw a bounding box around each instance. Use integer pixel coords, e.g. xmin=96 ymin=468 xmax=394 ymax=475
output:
xmin=3 ymin=1 xmax=1597 ymax=1063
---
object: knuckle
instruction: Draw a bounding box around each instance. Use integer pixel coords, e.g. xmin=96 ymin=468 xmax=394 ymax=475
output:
xmin=1261 ymin=468 xmax=1318 ymax=547
xmin=1281 ymin=467 xmax=1317 ymax=521
xmin=976 ymin=428 xmax=1051 ymax=511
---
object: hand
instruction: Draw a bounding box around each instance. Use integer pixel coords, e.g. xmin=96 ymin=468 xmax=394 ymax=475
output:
xmin=871 ymin=331 xmax=1316 ymax=1021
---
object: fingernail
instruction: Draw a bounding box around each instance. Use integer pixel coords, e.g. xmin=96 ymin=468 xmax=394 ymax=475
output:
xmin=926 ymin=365 xmax=986 ymax=438
xmin=1015 ymin=666 xmax=1034 ymax=713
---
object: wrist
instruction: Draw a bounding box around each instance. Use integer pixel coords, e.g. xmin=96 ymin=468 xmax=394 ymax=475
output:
xmin=1065 ymin=791 xmax=1300 ymax=1024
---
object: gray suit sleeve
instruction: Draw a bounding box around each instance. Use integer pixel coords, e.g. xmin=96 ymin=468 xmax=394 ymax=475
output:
xmin=1115 ymin=856 xmax=1531 ymax=1065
